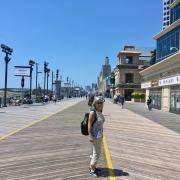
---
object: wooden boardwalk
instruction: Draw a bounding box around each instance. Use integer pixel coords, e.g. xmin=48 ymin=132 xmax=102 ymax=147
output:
xmin=0 ymin=99 xmax=83 ymax=137
xmin=1 ymin=99 xmax=179 ymax=179
xmin=103 ymin=100 xmax=180 ymax=180
xmin=0 ymin=101 xmax=108 ymax=180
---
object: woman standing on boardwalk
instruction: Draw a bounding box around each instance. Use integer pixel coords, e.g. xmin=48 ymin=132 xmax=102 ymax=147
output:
xmin=88 ymin=96 xmax=105 ymax=177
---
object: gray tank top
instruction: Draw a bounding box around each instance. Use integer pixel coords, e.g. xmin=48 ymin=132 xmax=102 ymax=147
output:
xmin=91 ymin=111 xmax=105 ymax=139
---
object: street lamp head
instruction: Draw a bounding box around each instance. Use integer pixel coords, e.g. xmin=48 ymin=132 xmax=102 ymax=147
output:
xmin=29 ymin=60 xmax=35 ymax=66
xmin=44 ymin=61 xmax=49 ymax=66
xmin=1 ymin=44 xmax=13 ymax=55
xmin=47 ymin=68 xmax=50 ymax=73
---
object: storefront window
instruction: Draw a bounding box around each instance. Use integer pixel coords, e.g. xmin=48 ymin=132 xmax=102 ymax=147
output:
xmin=170 ymin=94 xmax=175 ymax=108
xmin=176 ymin=96 xmax=180 ymax=109
xmin=150 ymin=88 xmax=162 ymax=110
xmin=170 ymin=85 xmax=180 ymax=114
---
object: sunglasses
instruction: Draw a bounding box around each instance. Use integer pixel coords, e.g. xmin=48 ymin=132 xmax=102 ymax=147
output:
xmin=96 ymin=102 xmax=103 ymax=105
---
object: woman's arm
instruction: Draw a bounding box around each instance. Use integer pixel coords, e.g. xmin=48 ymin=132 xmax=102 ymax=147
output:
xmin=88 ymin=111 xmax=95 ymax=142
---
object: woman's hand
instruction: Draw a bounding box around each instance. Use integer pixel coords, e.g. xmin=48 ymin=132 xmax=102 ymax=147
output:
xmin=89 ymin=136 xmax=94 ymax=143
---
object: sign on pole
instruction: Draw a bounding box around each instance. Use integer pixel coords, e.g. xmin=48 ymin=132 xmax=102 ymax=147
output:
xmin=14 ymin=66 xmax=30 ymax=77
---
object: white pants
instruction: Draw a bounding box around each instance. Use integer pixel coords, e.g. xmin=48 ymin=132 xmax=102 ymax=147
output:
xmin=90 ymin=138 xmax=102 ymax=166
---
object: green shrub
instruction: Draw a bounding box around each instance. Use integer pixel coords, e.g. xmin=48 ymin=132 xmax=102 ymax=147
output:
xmin=132 ymin=92 xmax=145 ymax=99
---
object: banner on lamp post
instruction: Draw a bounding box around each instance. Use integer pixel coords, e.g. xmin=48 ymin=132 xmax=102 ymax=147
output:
xmin=14 ymin=66 xmax=30 ymax=77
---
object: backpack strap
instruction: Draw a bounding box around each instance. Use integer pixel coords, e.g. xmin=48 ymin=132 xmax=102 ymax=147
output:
xmin=91 ymin=110 xmax=97 ymax=126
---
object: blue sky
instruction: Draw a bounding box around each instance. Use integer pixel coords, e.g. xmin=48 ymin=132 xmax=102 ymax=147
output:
xmin=0 ymin=0 xmax=162 ymax=89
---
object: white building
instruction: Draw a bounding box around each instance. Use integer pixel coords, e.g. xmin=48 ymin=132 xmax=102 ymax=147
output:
xmin=163 ymin=0 xmax=175 ymax=29
xmin=141 ymin=0 xmax=180 ymax=114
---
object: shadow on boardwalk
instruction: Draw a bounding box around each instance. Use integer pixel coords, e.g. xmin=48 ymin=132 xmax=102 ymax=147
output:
xmin=98 ymin=168 xmax=129 ymax=177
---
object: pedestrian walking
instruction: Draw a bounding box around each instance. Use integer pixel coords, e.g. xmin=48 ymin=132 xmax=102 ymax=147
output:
xmin=147 ymin=96 xmax=152 ymax=111
xmin=119 ymin=95 xmax=125 ymax=108
xmin=113 ymin=94 xmax=118 ymax=104
xmin=88 ymin=96 xmax=105 ymax=177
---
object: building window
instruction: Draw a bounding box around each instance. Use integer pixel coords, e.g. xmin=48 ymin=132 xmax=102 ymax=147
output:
xmin=170 ymin=3 xmax=180 ymax=24
xmin=125 ymin=56 xmax=133 ymax=64
xmin=125 ymin=73 xmax=134 ymax=83
xmin=174 ymin=3 xmax=180 ymax=22
xmin=157 ymin=26 xmax=180 ymax=62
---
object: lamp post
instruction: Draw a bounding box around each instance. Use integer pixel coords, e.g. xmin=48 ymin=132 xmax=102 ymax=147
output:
xmin=21 ymin=76 xmax=25 ymax=104
xmin=72 ymin=80 xmax=74 ymax=97
xmin=35 ymin=63 xmax=42 ymax=102
xmin=29 ymin=60 xmax=35 ymax=100
xmin=54 ymin=69 xmax=60 ymax=99
xmin=43 ymin=61 xmax=48 ymax=98
xmin=52 ymin=71 xmax=54 ymax=93
xmin=1 ymin=44 xmax=13 ymax=107
xmin=56 ymin=69 xmax=59 ymax=80
xmin=67 ymin=76 xmax=69 ymax=98
xmin=46 ymin=68 xmax=50 ymax=95
xmin=36 ymin=63 xmax=38 ymax=100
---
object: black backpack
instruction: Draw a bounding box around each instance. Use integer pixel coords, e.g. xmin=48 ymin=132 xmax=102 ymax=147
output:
xmin=81 ymin=110 xmax=97 ymax=136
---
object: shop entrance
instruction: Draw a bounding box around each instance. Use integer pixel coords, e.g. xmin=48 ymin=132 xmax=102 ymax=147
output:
xmin=150 ymin=88 xmax=162 ymax=110
xmin=124 ymin=89 xmax=134 ymax=101
xmin=170 ymin=85 xmax=180 ymax=114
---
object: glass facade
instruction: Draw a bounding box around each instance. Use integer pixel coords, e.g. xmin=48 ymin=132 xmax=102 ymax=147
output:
xmin=156 ymin=26 xmax=180 ymax=62
xmin=170 ymin=3 xmax=180 ymax=24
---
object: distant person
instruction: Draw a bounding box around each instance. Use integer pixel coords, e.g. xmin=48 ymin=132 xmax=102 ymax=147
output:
xmin=88 ymin=96 xmax=105 ymax=177
xmin=119 ymin=95 xmax=125 ymax=109
xmin=88 ymin=94 xmax=95 ymax=111
xmin=44 ymin=95 xmax=48 ymax=104
xmin=113 ymin=94 xmax=118 ymax=104
xmin=53 ymin=95 xmax=57 ymax=104
xmin=147 ymin=96 xmax=152 ymax=111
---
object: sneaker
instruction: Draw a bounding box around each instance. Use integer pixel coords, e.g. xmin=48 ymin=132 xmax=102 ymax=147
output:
xmin=89 ymin=169 xmax=98 ymax=177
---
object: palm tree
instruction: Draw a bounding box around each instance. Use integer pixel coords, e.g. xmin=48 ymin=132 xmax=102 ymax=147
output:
xmin=150 ymin=49 xmax=156 ymax=65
